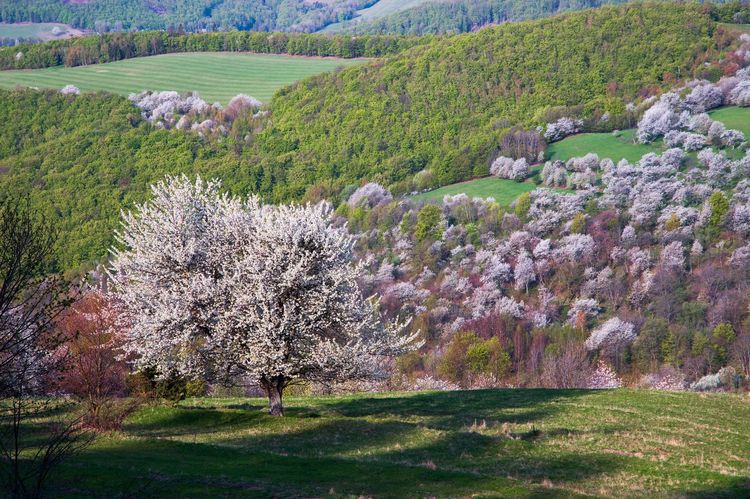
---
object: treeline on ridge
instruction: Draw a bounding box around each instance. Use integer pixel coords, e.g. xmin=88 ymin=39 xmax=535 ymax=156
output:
xmin=0 ymin=30 xmax=429 ymax=70
xmin=336 ymin=0 xmax=750 ymax=36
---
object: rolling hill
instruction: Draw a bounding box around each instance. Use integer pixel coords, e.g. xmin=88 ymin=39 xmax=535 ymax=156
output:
xmin=0 ymin=0 xmax=376 ymax=33
xmin=257 ymin=3 xmax=724 ymax=199
xmin=333 ymin=0 xmax=750 ymax=36
xmin=43 ymin=389 xmax=750 ymax=497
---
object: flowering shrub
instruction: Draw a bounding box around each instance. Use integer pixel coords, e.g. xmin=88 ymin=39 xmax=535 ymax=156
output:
xmin=584 ymin=318 xmax=636 ymax=352
xmin=490 ymin=156 xmax=529 ymax=181
xmin=60 ymin=84 xmax=80 ymax=95
xmin=639 ymin=367 xmax=685 ymax=391
xmin=347 ymin=183 xmax=393 ymax=208
xmin=587 ymin=361 xmax=623 ymax=389
xmin=544 ymin=117 xmax=582 ymax=142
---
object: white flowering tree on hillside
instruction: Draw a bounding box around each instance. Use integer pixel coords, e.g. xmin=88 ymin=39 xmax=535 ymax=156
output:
xmin=109 ymin=176 xmax=234 ymax=379
xmin=110 ymin=176 xmax=419 ymax=416
xmin=217 ymin=201 xmax=418 ymax=415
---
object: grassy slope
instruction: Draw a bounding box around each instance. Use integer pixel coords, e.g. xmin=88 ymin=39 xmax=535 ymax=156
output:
xmin=264 ymin=3 xmax=719 ymax=198
xmin=710 ymin=106 xmax=750 ymax=137
xmin=546 ymin=107 xmax=750 ymax=164
xmin=546 ymin=129 xmax=660 ymax=163
xmin=322 ymin=0 xmax=434 ymax=32
xmin=46 ymin=389 xmax=750 ymax=497
xmin=0 ymin=52 xmax=364 ymax=104
xmin=412 ymin=176 xmax=539 ymax=204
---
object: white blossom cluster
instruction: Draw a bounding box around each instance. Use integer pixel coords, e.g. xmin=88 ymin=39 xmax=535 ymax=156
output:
xmin=59 ymin=84 xmax=80 ymax=95
xmin=347 ymin=183 xmax=393 ymax=208
xmin=639 ymin=367 xmax=685 ymax=391
xmin=109 ymin=175 xmax=420 ymax=388
xmin=586 ymin=361 xmax=623 ymax=389
xmin=489 ymin=156 xmax=529 ymax=181
xmin=584 ymin=318 xmax=636 ymax=352
xmin=544 ymin=117 xmax=583 ymax=142
xmin=637 ymin=53 xmax=750 ymax=145
xmin=129 ymin=90 xmax=210 ymax=126
xmin=128 ymin=91 xmax=262 ymax=135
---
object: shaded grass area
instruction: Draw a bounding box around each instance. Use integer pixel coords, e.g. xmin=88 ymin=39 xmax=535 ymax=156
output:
xmin=411 ymin=177 xmax=540 ymax=205
xmin=36 ymin=389 xmax=750 ymax=497
xmin=0 ymin=52 xmax=364 ymax=104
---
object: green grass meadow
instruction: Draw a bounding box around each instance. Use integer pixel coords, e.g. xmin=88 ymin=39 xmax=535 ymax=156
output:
xmin=709 ymin=106 xmax=750 ymax=138
xmin=546 ymin=129 xmax=660 ymax=164
xmin=36 ymin=389 xmax=750 ymax=497
xmin=547 ymin=107 xmax=750 ymax=165
xmin=0 ymin=52 xmax=364 ymax=104
xmin=412 ymin=177 xmax=540 ymax=205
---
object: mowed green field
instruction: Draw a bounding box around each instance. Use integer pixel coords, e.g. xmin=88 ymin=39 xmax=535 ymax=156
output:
xmin=0 ymin=52 xmax=364 ymax=104
xmin=412 ymin=177 xmax=539 ymax=205
xmin=546 ymin=129 xmax=660 ymax=164
xmin=39 ymin=389 xmax=750 ymax=497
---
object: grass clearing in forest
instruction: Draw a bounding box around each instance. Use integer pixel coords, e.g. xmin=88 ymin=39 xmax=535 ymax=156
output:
xmin=0 ymin=52 xmax=364 ymax=104
xmin=38 ymin=389 xmax=750 ymax=497
xmin=546 ymin=129 xmax=661 ymax=164
xmin=546 ymin=107 xmax=750 ymax=165
xmin=709 ymin=106 xmax=750 ymax=138
xmin=411 ymin=177 xmax=540 ymax=205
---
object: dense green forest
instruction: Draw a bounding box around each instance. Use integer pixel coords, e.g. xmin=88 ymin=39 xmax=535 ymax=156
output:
xmin=0 ymin=4 xmax=735 ymax=269
xmin=0 ymin=30 xmax=428 ymax=70
xmin=0 ymin=0 xmax=378 ymax=33
xmin=0 ymin=90 xmax=257 ymax=269
xmin=339 ymin=0 xmax=750 ymax=35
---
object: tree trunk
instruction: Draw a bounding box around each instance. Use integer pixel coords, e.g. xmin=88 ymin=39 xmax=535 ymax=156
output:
xmin=262 ymin=376 xmax=285 ymax=416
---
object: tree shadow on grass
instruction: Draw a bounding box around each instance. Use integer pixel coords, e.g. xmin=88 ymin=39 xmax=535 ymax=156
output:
xmin=51 ymin=437 xmax=580 ymax=498
xmin=319 ymin=388 xmax=591 ymax=428
xmin=684 ymin=479 xmax=750 ymax=499
xmin=123 ymin=407 xmax=269 ymax=437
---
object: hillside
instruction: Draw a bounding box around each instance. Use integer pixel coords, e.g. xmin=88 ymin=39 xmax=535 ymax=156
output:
xmin=257 ymin=3 xmax=724 ymax=199
xmin=0 ymin=4 xmax=731 ymax=268
xmin=0 ymin=90 xmax=258 ymax=269
xmin=0 ymin=0 xmax=377 ymax=33
xmin=42 ymin=390 xmax=750 ymax=496
xmin=321 ymin=0 xmax=436 ymax=32
xmin=0 ymin=52 xmax=364 ymax=104
xmin=330 ymin=0 xmax=750 ymax=36
xmin=332 ymin=0 xmax=630 ymax=34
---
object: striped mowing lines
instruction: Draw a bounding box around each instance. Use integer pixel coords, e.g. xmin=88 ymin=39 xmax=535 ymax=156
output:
xmin=0 ymin=52 xmax=364 ymax=104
